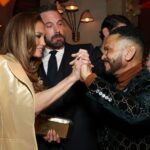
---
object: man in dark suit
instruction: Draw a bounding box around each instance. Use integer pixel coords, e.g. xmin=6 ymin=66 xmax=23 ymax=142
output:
xmin=37 ymin=3 xmax=99 ymax=150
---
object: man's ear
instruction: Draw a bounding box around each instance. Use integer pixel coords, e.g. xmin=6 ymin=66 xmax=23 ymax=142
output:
xmin=102 ymin=27 xmax=110 ymax=38
xmin=125 ymin=46 xmax=136 ymax=61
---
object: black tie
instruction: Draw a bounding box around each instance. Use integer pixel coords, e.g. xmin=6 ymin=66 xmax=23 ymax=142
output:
xmin=47 ymin=50 xmax=57 ymax=84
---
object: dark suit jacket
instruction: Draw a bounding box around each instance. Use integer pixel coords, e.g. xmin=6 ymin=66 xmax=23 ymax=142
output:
xmin=86 ymin=68 xmax=150 ymax=149
xmin=37 ymin=43 xmax=99 ymax=150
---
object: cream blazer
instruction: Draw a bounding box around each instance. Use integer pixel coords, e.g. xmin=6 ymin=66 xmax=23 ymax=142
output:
xmin=0 ymin=53 xmax=37 ymax=150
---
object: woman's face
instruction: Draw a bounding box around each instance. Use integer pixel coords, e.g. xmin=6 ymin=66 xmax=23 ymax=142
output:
xmin=33 ymin=21 xmax=46 ymax=58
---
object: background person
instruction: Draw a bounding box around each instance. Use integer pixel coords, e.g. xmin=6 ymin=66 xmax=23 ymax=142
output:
xmin=99 ymin=14 xmax=133 ymax=52
xmin=37 ymin=3 xmax=99 ymax=150
xmin=93 ymin=15 xmax=132 ymax=77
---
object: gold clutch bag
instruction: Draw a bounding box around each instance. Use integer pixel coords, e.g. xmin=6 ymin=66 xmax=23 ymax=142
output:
xmin=35 ymin=115 xmax=72 ymax=139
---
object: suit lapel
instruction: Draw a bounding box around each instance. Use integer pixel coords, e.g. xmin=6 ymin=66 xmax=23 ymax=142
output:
xmin=57 ymin=44 xmax=72 ymax=80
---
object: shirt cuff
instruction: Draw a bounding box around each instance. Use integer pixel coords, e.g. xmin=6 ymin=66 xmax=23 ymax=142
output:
xmin=85 ymin=73 xmax=97 ymax=87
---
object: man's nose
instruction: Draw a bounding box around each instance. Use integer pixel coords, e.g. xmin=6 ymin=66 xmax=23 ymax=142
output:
xmin=101 ymin=52 xmax=107 ymax=61
xmin=54 ymin=25 xmax=60 ymax=33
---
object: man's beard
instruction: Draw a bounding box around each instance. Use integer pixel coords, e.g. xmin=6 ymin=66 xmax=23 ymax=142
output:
xmin=45 ymin=33 xmax=65 ymax=49
xmin=104 ymin=57 xmax=122 ymax=75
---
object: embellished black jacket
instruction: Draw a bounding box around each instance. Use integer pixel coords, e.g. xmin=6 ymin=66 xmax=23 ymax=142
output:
xmin=87 ymin=68 xmax=150 ymax=149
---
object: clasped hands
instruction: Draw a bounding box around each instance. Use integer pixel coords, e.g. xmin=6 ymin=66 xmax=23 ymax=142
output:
xmin=70 ymin=49 xmax=93 ymax=82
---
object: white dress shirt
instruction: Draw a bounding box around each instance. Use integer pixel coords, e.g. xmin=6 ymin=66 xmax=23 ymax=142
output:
xmin=42 ymin=47 xmax=64 ymax=74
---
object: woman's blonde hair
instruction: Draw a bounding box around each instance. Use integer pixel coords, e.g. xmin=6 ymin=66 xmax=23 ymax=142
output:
xmin=1 ymin=12 xmax=44 ymax=92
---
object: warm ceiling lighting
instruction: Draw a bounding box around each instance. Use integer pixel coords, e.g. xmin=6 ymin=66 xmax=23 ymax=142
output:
xmin=0 ymin=0 xmax=10 ymax=6
xmin=56 ymin=1 xmax=94 ymax=42
xmin=80 ymin=10 xmax=94 ymax=23
xmin=65 ymin=0 xmax=78 ymax=11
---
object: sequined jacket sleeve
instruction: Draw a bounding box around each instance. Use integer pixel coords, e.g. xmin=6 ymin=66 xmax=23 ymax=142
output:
xmin=86 ymin=69 xmax=150 ymax=124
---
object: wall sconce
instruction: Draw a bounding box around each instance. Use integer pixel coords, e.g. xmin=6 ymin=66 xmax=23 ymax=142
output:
xmin=56 ymin=0 xmax=94 ymax=42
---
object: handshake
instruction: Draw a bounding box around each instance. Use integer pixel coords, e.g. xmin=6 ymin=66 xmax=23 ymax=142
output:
xmin=69 ymin=49 xmax=93 ymax=82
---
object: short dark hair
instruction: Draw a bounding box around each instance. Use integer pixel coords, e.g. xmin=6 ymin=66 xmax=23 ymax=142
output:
xmin=100 ymin=15 xmax=132 ymax=40
xmin=38 ymin=3 xmax=57 ymax=13
xmin=110 ymin=26 xmax=147 ymax=64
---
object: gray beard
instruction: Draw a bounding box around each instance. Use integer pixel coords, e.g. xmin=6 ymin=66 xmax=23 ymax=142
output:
xmin=45 ymin=33 xmax=65 ymax=49
xmin=46 ymin=40 xmax=65 ymax=49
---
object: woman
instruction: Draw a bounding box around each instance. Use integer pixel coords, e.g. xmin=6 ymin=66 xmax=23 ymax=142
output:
xmin=0 ymin=12 xmax=86 ymax=150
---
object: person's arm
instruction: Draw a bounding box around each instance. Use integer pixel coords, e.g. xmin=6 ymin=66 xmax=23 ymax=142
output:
xmin=35 ymin=49 xmax=89 ymax=114
xmin=71 ymin=53 xmax=150 ymax=125
xmin=80 ymin=64 xmax=150 ymax=125
xmin=35 ymin=71 xmax=78 ymax=114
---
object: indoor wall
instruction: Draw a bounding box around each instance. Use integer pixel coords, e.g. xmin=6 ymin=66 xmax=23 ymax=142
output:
xmin=40 ymin=0 xmax=107 ymax=46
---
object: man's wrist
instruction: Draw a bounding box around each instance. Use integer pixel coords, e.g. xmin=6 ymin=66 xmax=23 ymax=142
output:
xmin=84 ymin=73 xmax=97 ymax=87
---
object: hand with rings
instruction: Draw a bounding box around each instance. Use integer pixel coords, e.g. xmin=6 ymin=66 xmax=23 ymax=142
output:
xmin=70 ymin=49 xmax=92 ymax=66
xmin=70 ymin=49 xmax=93 ymax=81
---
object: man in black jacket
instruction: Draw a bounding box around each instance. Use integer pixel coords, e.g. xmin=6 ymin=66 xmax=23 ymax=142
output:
xmin=76 ymin=26 xmax=150 ymax=149
xmin=37 ymin=3 xmax=99 ymax=150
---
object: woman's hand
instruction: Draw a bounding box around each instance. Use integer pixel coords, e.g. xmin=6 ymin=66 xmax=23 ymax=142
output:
xmin=43 ymin=129 xmax=60 ymax=143
xmin=70 ymin=49 xmax=92 ymax=81
xmin=70 ymin=49 xmax=92 ymax=66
